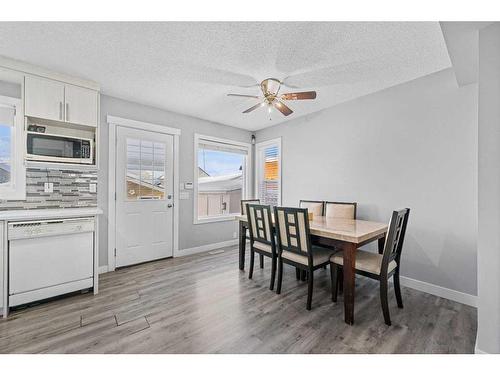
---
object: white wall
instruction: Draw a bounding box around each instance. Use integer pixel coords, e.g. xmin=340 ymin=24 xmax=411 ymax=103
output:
xmin=256 ymin=68 xmax=478 ymax=297
xmin=476 ymin=22 xmax=500 ymax=354
xmin=98 ymin=95 xmax=252 ymax=266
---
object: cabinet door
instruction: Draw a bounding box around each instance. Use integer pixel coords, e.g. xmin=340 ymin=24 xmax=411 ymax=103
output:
xmin=64 ymin=84 xmax=98 ymax=127
xmin=25 ymin=75 xmax=65 ymax=121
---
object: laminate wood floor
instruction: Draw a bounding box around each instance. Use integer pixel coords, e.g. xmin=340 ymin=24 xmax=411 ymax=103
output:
xmin=0 ymin=246 xmax=476 ymax=354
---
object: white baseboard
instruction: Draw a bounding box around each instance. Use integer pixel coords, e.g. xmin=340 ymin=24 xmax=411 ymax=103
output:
xmin=176 ymin=239 xmax=239 ymax=257
xmin=98 ymin=266 xmax=109 ymax=274
xmin=398 ymin=276 xmax=477 ymax=307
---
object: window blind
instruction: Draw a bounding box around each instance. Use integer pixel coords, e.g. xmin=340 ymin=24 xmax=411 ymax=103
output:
xmin=258 ymin=144 xmax=280 ymax=206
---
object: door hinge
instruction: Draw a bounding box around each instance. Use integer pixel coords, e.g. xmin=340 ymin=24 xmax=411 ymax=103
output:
xmin=114 ymin=248 xmax=117 ymax=257
xmin=114 ymin=192 xmax=117 ymax=201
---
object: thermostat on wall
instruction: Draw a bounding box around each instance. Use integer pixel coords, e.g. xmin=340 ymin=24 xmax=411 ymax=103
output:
xmin=184 ymin=182 xmax=193 ymax=190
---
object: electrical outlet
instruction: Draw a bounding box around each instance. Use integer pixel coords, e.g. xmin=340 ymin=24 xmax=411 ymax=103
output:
xmin=89 ymin=183 xmax=97 ymax=193
xmin=44 ymin=182 xmax=54 ymax=193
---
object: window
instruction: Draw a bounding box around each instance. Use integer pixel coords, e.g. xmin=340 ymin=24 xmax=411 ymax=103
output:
xmin=194 ymin=134 xmax=251 ymax=223
xmin=0 ymin=94 xmax=25 ymax=200
xmin=256 ymin=138 xmax=281 ymax=206
xmin=126 ymin=138 xmax=166 ymax=200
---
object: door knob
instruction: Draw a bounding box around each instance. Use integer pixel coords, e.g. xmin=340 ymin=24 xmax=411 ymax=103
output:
xmin=167 ymin=204 xmax=173 ymax=208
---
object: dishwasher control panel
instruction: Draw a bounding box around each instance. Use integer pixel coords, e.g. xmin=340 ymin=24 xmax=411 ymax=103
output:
xmin=8 ymin=217 xmax=95 ymax=240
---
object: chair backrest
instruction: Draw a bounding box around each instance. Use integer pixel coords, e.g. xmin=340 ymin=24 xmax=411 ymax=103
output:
xmin=246 ymin=204 xmax=275 ymax=252
xmin=241 ymin=199 xmax=260 ymax=216
xmin=325 ymin=201 xmax=357 ymax=219
xmin=274 ymin=206 xmax=312 ymax=261
xmin=299 ymin=200 xmax=324 ymax=216
xmin=381 ymin=208 xmax=410 ymax=274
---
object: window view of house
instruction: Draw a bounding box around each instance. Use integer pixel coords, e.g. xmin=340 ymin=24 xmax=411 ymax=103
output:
xmin=126 ymin=138 xmax=166 ymax=200
xmin=0 ymin=106 xmax=13 ymax=185
xmin=197 ymin=146 xmax=245 ymax=219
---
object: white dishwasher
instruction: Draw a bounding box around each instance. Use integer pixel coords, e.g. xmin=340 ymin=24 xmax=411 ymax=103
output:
xmin=8 ymin=217 xmax=95 ymax=307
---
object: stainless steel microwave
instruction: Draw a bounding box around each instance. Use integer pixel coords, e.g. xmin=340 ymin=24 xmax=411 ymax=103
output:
xmin=26 ymin=128 xmax=93 ymax=164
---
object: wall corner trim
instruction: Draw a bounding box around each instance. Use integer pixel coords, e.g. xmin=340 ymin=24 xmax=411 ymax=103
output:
xmin=176 ymin=239 xmax=239 ymax=257
xmin=399 ymin=276 xmax=477 ymax=307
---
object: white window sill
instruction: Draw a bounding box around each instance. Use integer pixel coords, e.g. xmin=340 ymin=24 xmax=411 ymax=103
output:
xmin=194 ymin=215 xmax=238 ymax=225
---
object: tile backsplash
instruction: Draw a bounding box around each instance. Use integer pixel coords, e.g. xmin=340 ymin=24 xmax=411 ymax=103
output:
xmin=0 ymin=168 xmax=98 ymax=211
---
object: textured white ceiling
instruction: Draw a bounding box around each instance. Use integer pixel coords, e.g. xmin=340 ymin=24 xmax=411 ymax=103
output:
xmin=0 ymin=22 xmax=451 ymax=131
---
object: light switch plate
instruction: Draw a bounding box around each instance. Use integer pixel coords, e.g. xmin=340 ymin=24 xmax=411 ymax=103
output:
xmin=184 ymin=182 xmax=193 ymax=190
xmin=89 ymin=183 xmax=97 ymax=193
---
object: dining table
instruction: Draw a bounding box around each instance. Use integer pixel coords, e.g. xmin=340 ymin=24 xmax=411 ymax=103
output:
xmin=236 ymin=214 xmax=388 ymax=325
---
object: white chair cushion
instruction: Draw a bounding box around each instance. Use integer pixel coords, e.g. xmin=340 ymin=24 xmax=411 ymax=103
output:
xmin=330 ymin=249 xmax=397 ymax=275
xmin=253 ymin=241 xmax=272 ymax=253
xmin=282 ymin=247 xmax=336 ymax=266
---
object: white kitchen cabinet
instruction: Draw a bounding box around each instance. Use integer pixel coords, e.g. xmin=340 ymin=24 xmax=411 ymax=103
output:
xmin=25 ymin=75 xmax=65 ymax=122
xmin=64 ymin=84 xmax=98 ymax=127
xmin=25 ymin=75 xmax=98 ymax=127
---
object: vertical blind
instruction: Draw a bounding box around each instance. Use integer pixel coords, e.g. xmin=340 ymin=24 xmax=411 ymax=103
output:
xmin=258 ymin=144 xmax=280 ymax=206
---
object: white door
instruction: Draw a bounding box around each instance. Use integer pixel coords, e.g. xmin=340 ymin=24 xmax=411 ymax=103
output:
xmin=24 ymin=75 xmax=65 ymax=122
xmin=115 ymin=126 xmax=174 ymax=267
xmin=64 ymin=84 xmax=98 ymax=127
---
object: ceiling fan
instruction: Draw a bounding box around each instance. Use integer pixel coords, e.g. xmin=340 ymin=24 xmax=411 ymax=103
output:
xmin=227 ymin=78 xmax=316 ymax=117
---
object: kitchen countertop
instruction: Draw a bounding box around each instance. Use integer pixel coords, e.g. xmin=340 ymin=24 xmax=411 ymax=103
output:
xmin=0 ymin=207 xmax=103 ymax=221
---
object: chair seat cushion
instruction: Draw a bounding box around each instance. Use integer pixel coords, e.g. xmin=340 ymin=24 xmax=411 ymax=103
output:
xmin=282 ymin=246 xmax=336 ymax=266
xmin=330 ymin=249 xmax=397 ymax=275
xmin=253 ymin=241 xmax=272 ymax=253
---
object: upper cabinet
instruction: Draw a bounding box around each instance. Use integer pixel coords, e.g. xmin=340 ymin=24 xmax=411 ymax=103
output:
xmin=25 ymin=75 xmax=98 ymax=127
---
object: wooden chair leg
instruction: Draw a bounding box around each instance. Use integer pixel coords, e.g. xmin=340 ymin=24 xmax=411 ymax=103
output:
xmin=260 ymin=254 xmax=264 ymax=269
xmin=270 ymin=256 xmax=277 ymax=291
xmin=380 ymin=278 xmax=391 ymax=326
xmin=276 ymin=258 xmax=283 ymax=294
xmin=394 ymin=270 xmax=404 ymax=308
xmin=301 ymin=269 xmax=307 ymax=281
xmin=249 ymin=249 xmax=255 ymax=279
xmin=330 ymin=264 xmax=339 ymax=302
xmin=338 ymin=268 xmax=344 ymax=294
xmin=306 ymin=269 xmax=314 ymax=310
xmin=295 ymin=267 xmax=301 ymax=280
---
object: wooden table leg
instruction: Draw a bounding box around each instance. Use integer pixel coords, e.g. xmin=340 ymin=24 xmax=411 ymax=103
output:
xmin=239 ymin=221 xmax=247 ymax=270
xmin=378 ymin=235 xmax=385 ymax=254
xmin=343 ymin=242 xmax=358 ymax=325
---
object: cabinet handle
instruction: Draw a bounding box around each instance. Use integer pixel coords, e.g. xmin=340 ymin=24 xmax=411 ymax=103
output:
xmin=65 ymin=103 xmax=69 ymax=122
xmin=59 ymin=102 xmax=63 ymax=120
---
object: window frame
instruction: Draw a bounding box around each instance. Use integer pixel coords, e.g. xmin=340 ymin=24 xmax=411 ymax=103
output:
xmin=255 ymin=137 xmax=282 ymax=206
xmin=193 ymin=133 xmax=252 ymax=224
xmin=0 ymin=94 xmax=25 ymax=201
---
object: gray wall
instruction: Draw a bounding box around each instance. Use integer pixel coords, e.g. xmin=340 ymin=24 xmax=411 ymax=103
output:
xmin=98 ymin=95 xmax=252 ymax=266
xmin=477 ymin=23 xmax=500 ymax=354
xmin=255 ymin=68 xmax=478 ymax=296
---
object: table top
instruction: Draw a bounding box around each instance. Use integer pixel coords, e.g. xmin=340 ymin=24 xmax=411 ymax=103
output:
xmin=236 ymin=214 xmax=387 ymax=244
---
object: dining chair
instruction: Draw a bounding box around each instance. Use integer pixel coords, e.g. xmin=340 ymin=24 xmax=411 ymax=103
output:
xmin=299 ymin=200 xmax=324 ymax=217
xmin=241 ymin=199 xmax=263 ymax=268
xmin=246 ymin=204 xmax=278 ymax=290
xmin=325 ymin=201 xmax=357 ymax=219
xmin=274 ymin=206 xmax=336 ymax=310
xmin=330 ymin=208 xmax=410 ymax=325
xmin=241 ymin=199 xmax=261 ymax=216
xmin=324 ymin=201 xmax=357 ymax=287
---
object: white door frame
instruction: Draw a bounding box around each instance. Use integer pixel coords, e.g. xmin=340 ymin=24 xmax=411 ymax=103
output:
xmin=107 ymin=115 xmax=181 ymax=272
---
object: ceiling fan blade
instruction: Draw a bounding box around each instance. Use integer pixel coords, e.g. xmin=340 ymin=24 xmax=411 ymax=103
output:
xmin=243 ymin=102 xmax=265 ymax=114
xmin=281 ymin=91 xmax=317 ymax=100
xmin=227 ymin=93 xmax=260 ymax=99
xmin=273 ymin=100 xmax=293 ymax=116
